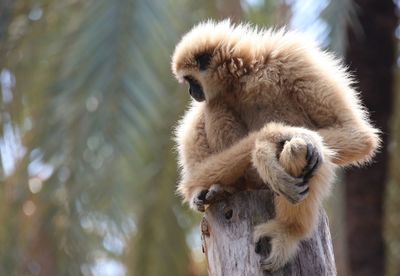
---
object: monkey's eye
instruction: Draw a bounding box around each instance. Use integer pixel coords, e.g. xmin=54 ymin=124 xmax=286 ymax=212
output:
xmin=183 ymin=76 xmax=205 ymax=102
xmin=195 ymin=53 xmax=212 ymax=71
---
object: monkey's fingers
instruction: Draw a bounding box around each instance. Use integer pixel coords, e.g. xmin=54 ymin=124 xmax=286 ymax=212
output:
xmin=279 ymin=187 xmax=309 ymax=204
xmin=192 ymin=189 xmax=208 ymax=212
xmin=302 ymin=143 xmax=321 ymax=180
xmin=205 ymin=184 xmax=232 ymax=203
xmin=277 ymin=172 xmax=309 ymax=204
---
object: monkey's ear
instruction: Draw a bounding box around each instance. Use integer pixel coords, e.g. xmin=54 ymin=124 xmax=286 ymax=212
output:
xmin=195 ymin=53 xmax=212 ymax=71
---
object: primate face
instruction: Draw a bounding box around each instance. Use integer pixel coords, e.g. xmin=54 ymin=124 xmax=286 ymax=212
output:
xmin=182 ymin=53 xmax=212 ymax=102
xmin=184 ymin=75 xmax=205 ymax=102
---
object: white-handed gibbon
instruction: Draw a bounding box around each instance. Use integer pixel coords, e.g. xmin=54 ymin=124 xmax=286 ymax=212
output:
xmin=171 ymin=20 xmax=380 ymax=271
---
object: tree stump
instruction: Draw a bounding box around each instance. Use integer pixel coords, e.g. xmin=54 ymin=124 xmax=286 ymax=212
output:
xmin=201 ymin=190 xmax=336 ymax=276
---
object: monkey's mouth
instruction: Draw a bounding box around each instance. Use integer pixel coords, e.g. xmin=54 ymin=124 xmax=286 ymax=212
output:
xmin=184 ymin=76 xmax=205 ymax=102
xmin=189 ymin=85 xmax=205 ymax=102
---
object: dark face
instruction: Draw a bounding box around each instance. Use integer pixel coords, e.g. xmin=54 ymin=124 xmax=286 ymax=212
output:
xmin=184 ymin=75 xmax=205 ymax=102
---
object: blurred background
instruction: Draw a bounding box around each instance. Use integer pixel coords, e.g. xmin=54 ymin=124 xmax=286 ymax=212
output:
xmin=0 ymin=0 xmax=399 ymax=275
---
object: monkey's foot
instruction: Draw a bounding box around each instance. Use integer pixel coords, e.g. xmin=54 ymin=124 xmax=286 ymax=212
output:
xmin=190 ymin=184 xmax=234 ymax=212
xmin=254 ymin=221 xmax=299 ymax=271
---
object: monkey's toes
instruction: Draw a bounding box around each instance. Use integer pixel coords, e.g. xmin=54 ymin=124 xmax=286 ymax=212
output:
xmin=259 ymin=247 xmax=288 ymax=272
xmin=260 ymin=258 xmax=274 ymax=271
xmin=302 ymin=143 xmax=321 ymax=180
xmin=255 ymin=236 xmax=271 ymax=256
xmin=260 ymin=256 xmax=282 ymax=272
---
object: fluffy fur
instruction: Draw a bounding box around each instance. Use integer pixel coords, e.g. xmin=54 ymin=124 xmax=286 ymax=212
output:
xmin=172 ymin=20 xmax=380 ymax=271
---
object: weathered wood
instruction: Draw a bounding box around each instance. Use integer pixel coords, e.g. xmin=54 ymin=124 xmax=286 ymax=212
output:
xmin=201 ymin=190 xmax=336 ymax=276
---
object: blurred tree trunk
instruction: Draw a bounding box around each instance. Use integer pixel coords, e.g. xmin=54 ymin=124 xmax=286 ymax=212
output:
xmin=22 ymin=208 xmax=57 ymax=276
xmin=344 ymin=1 xmax=397 ymax=275
xmin=386 ymin=68 xmax=400 ymax=276
xmin=0 ymin=0 xmax=14 ymax=43
xmin=202 ymin=191 xmax=336 ymax=275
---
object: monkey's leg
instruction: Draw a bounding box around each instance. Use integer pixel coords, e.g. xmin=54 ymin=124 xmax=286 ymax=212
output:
xmin=254 ymin=137 xmax=335 ymax=271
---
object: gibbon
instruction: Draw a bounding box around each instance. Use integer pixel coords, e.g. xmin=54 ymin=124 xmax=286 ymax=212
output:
xmin=171 ymin=20 xmax=380 ymax=271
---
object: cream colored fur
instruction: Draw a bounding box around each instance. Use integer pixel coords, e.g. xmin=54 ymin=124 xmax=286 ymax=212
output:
xmin=172 ymin=20 xmax=380 ymax=271
xmin=253 ymin=123 xmax=335 ymax=270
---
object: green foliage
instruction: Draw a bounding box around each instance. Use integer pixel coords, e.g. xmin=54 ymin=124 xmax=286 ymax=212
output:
xmin=242 ymin=0 xmax=284 ymax=27
xmin=0 ymin=0 xmax=194 ymax=274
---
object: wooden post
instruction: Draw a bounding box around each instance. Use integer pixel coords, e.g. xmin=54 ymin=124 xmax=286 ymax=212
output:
xmin=201 ymin=190 xmax=336 ymax=276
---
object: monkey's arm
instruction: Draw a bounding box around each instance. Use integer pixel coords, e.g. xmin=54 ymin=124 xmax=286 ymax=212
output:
xmin=250 ymin=43 xmax=379 ymax=202
xmin=288 ymin=50 xmax=380 ymax=166
xmin=252 ymin=122 xmax=335 ymax=202
xmin=181 ymin=121 xmax=322 ymax=205
xmin=178 ymin=106 xmax=331 ymax=206
xmin=176 ymin=103 xmax=256 ymax=210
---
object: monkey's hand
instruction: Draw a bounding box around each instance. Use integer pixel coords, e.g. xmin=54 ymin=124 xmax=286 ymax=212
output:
xmin=189 ymin=184 xmax=236 ymax=212
xmin=252 ymin=123 xmax=325 ymax=204
xmin=280 ymin=136 xmax=321 ymax=183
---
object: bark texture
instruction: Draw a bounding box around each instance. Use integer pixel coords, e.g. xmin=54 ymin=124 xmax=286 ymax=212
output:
xmin=201 ymin=190 xmax=336 ymax=276
xmin=345 ymin=1 xmax=397 ymax=275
